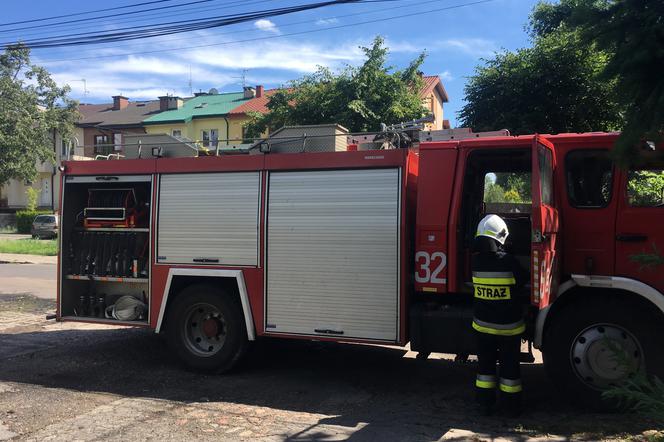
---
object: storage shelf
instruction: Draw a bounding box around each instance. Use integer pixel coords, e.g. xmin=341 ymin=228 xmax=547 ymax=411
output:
xmin=65 ymin=274 xmax=148 ymax=283
xmin=60 ymin=316 xmax=149 ymax=327
xmin=75 ymin=227 xmax=149 ymax=232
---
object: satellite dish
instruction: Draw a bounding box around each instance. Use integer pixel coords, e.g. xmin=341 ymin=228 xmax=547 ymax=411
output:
xmin=208 ymin=88 xmax=219 ymax=95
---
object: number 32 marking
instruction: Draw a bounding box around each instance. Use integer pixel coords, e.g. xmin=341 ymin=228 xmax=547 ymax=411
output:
xmin=415 ymin=251 xmax=447 ymax=284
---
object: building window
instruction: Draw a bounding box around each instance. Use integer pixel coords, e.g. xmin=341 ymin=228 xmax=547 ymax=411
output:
xmin=172 ymin=129 xmax=182 ymax=138
xmin=566 ymin=150 xmax=613 ymax=208
xmin=61 ymin=139 xmax=69 ymax=157
xmin=94 ymin=135 xmax=112 ymax=155
xmin=201 ymin=129 xmax=218 ymax=148
xmin=627 ymin=168 xmax=664 ymax=207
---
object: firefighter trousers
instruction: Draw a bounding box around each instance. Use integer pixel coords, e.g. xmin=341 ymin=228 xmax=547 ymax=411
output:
xmin=475 ymin=332 xmax=522 ymax=412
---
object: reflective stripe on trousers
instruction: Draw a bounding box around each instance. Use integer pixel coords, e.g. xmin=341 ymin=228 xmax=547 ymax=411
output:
xmin=499 ymin=377 xmax=522 ymax=394
xmin=472 ymin=271 xmax=516 ymax=285
xmin=475 ymin=374 xmax=497 ymax=389
xmin=472 ymin=318 xmax=525 ymax=336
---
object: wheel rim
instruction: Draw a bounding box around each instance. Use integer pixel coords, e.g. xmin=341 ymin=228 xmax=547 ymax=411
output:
xmin=570 ymin=323 xmax=645 ymax=390
xmin=182 ymin=302 xmax=227 ymax=357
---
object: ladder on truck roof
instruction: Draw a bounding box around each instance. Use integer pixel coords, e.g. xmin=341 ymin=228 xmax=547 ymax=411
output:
xmin=420 ymin=128 xmax=510 ymax=142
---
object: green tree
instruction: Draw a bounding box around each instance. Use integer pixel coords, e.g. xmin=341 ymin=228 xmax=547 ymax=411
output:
xmin=25 ymin=187 xmax=39 ymax=211
xmin=0 ymin=44 xmax=78 ymax=187
xmin=494 ymin=172 xmax=531 ymax=202
xmin=555 ymin=0 xmax=664 ymax=165
xmin=458 ymin=20 xmax=621 ymax=135
xmin=627 ymin=170 xmax=664 ymax=207
xmin=244 ymin=36 xmax=426 ymax=138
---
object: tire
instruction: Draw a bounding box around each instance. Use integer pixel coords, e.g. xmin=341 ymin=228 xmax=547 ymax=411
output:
xmin=543 ymin=296 xmax=664 ymax=410
xmin=166 ymin=284 xmax=248 ymax=373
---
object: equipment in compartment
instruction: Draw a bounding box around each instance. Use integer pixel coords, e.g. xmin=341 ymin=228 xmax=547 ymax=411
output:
xmin=105 ymin=295 xmax=147 ymax=321
xmin=68 ymin=230 xmax=149 ymax=278
xmin=83 ymin=188 xmax=147 ymax=228
xmin=75 ymin=292 xmax=146 ymax=321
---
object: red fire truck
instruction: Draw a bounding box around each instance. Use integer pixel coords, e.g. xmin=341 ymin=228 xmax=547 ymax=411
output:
xmin=57 ymin=131 xmax=664 ymax=406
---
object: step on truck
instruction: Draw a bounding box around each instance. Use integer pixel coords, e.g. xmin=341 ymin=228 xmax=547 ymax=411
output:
xmin=57 ymin=131 xmax=664 ymax=407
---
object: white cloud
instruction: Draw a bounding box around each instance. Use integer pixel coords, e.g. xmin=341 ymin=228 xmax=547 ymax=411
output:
xmin=439 ymin=70 xmax=453 ymax=82
xmin=253 ymin=19 xmax=280 ymax=34
xmin=441 ymin=38 xmax=498 ymax=57
xmin=186 ymin=40 xmax=364 ymax=73
xmin=315 ymin=18 xmax=339 ymax=25
xmin=40 ymin=30 xmax=482 ymax=104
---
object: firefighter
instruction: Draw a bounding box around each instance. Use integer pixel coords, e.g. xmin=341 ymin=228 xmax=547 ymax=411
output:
xmin=472 ymin=214 xmax=527 ymax=417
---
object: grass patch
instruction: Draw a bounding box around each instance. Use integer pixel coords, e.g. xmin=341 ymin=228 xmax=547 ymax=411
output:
xmin=0 ymin=226 xmax=17 ymax=233
xmin=0 ymin=238 xmax=58 ymax=256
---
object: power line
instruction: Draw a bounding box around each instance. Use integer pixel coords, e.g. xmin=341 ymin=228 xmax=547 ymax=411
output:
xmin=0 ymin=0 xmax=275 ymax=41
xmin=0 ymin=0 xmax=218 ymax=34
xmin=0 ymin=0 xmax=178 ymax=27
xmin=26 ymin=0 xmax=427 ymax=55
xmin=3 ymin=0 xmax=393 ymax=49
xmin=38 ymin=0 xmax=495 ymax=63
xmin=0 ymin=0 xmax=276 ymax=39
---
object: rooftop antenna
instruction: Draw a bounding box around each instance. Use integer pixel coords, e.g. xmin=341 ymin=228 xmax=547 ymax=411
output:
xmin=233 ymin=68 xmax=249 ymax=88
xmin=188 ymin=65 xmax=193 ymax=96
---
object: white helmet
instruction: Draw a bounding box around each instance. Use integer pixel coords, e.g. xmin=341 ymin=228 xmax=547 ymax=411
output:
xmin=476 ymin=214 xmax=509 ymax=245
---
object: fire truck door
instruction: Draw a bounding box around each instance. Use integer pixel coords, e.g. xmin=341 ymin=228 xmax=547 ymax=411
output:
xmin=615 ymin=163 xmax=664 ymax=293
xmin=531 ymin=136 xmax=559 ymax=306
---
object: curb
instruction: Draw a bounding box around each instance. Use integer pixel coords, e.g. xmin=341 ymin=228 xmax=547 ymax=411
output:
xmin=0 ymin=254 xmax=57 ymax=265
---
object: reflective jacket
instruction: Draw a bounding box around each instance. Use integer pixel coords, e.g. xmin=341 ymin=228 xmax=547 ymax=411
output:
xmin=471 ymin=246 xmax=527 ymax=336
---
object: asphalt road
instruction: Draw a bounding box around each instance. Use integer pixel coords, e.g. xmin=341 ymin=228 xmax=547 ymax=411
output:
xmin=0 ymin=263 xmax=56 ymax=300
xmin=0 ymin=264 xmax=658 ymax=440
xmin=0 ymin=306 xmax=658 ymax=441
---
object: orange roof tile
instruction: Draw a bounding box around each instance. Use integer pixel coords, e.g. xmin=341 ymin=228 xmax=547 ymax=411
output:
xmin=420 ymin=75 xmax=449 ymax=102
xmin=228 ymin=89 xmax=280 ymax=115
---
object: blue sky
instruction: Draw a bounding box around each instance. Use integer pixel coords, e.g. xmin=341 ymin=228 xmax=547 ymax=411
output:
xmin=2 ymin=0 xmax=540 ymax=126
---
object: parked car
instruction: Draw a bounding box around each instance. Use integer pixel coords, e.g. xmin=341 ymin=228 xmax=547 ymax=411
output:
xmin=31 ymin=214 xmax=58 ymax=239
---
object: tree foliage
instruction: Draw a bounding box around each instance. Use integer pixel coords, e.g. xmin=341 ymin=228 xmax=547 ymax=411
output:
xmin=556 ymin=0 xmax=664 ymax=165
xmin=459 ymin=8 xmax=621 ymax=135
xmin=244 ymin=36 xmax=426 ymax=138
xmin=0 ymin=44 xmax=78 ymax=187
xmin=461 ymin=0 xmax=664 ymax=166
xmin=627 ymin=169 xmax=664 ymax=207
xmin=484 ymin=173 xmax=531 ymax=204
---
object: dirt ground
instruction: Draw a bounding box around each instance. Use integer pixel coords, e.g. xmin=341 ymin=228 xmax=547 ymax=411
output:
xmin=0 ymin=294 xmax=659 ymax=441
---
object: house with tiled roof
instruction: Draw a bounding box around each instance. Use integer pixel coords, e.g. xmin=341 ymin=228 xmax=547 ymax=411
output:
xmin=77 ymin=96 xmax=162 ymax=157
xmin=143 ymin=88 xmax=262 ymax=148
xmin=419 ymin=74 xmax=449 ymax=130
xmin=231 ymin=74 xmax=450 ymax=131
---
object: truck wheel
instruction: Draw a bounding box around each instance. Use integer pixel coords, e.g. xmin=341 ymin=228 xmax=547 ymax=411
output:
xmin=543 ymin=297 xmax=664 ymax=409
xmin=166 ymin=284 xmax=248 ymax=373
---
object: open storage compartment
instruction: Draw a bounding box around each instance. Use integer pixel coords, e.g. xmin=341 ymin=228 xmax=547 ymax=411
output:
xmin=59 ymin=174 xmax=152 ymax=324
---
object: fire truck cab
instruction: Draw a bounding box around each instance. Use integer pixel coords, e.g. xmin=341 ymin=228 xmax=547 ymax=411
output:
xmin=57 ymin=131 xmax=664 ymax=407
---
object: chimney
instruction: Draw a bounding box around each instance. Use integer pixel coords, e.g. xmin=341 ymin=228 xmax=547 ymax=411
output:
xmin=256 ymin=85 xmax=264 ymax=98
xmin=112 ymin=95 xmax=128 ymax=110
xmin=243 ymin=86 xmax=256 ymax=99
xmin=158 ymin=95 xmax=183 ymax=111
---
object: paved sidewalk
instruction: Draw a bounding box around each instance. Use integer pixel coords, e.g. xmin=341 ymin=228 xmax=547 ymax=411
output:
xmin=0 ymin=253 xmax=56 ymax=265
xmin=0 ymin=234 xmax=32 ymax=241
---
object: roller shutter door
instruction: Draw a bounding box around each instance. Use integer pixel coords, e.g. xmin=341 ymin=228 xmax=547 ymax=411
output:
xmin=266 ymin=168 xmax=400 ymax=341
xmin=157 ymin=172 xmax=260 ymax=266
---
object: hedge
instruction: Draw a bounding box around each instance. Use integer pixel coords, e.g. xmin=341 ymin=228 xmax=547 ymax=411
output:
xmin=16 ymin=210 xmax=51 ymax=234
